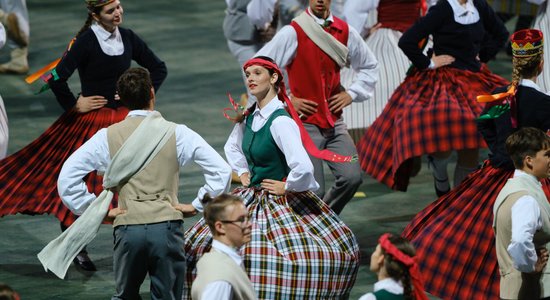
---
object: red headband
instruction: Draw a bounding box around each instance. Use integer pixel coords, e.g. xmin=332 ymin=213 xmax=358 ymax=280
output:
xmin=225 ymin=58 xmax=355 ymax=163
xmin=379 ymin=233 xmax=428 ymax=300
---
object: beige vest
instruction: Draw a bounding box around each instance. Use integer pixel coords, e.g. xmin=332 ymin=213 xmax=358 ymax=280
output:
xmin=107 ymin=116 xmax=183 ymax=226
xmin=191 ymin=249 xmax=258 ymax=300
xmin=493 ymin=176 xmax=550 ymax=299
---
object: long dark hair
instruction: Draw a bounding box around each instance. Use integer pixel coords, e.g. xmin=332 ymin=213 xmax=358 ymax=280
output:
xmin=76 ymin=5 xmax=103 ymax=38
xmin=382 ymin=235 xmax=416 ymax=300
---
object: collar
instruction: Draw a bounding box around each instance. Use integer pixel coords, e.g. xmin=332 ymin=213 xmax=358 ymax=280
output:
xmin=519 ymin=78 xmax=543 ymax=93
xmin=91 ymin=22 xmax=120 ymax=41
xmin=126 ymin=109 xmax=156 ymax=117
xmin=373 ymin=278 xmax=404 ymax=295
xmin=307 ymin=7 xmax=335 ymax=26
xmin=252 ymin=96 xmax=284 ymax=119
xmin=447 ymin=0 xmax=479 ymax=23
xmin=212 ymin=239 xmax=243 ymax=266
xmin=514 ymin=169 xmax=542 ymax=186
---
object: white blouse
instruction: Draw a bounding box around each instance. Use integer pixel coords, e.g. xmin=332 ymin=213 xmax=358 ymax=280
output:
xmin=91 ymin=22 xmax=124 ymax=56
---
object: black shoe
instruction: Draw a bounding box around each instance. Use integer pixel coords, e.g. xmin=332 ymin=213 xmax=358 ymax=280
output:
xmin=73 ymin=251 xmax=97 ymax=272
xmin=434 ymin=177 xmax=450 ymax=198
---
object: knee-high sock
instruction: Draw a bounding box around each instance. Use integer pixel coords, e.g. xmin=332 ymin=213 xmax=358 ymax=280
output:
xmin=428 ymin=155 xmax=450 ymax=192
xmin=454 ymin=165 xmax=477 ymax=187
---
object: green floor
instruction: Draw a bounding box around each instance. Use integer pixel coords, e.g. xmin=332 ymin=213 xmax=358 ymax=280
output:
xmin=0 ymin=0 xmax=514 ymax=299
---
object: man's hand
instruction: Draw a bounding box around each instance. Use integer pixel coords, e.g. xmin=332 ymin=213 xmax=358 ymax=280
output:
xmin=535 ymin=248 xmax=549 ymax=273
xmin=260 ymin=179 xmax=286 ymax=196
xmin=75 ymin=94 xmax=108 ymax=113
xmin=240 ymin=172 xmax=251 ymax=188
xmin=173 ymin=203 xmax=198 ymax=218
xmin=431 ymin=54 xmax=455 ymax=69
xmin=104 ymin=207 xmax=127 ymax=222
xmin=290 ymin=95 xmax=318 ymax=118
xmin=328 ymin=91 xmax=352 ymax=114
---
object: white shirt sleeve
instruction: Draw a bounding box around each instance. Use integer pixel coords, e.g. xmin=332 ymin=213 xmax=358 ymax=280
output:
xmin=255 ymin=25 xmax=298 ymax=69
xmin=0 ymin=23 xmax=6 ymax=49
xmin=358 ymin=293 xmax=377 ymax=300
xmin=270 ymin=116 xmax=319 ymax=192
xmin=223 ymin=122 xmax=250 ymax=176
xmin=347 ymin=26 xmax=379 ymax=102
xmin=507 ymin=195 xmax=543 ymax=273
xmin=57 ymin=128 xmax=110 ymax=215
xmin=247 ymin=0 xmax=278 ymax=29
xmin=176 ymin=125 xmax=232 ymax=212
xmin=343 ymin=0 xmax=379 ymax=34
xmin=201 ymin=281 xmax=233 ymax=299
xmin=526 ymin=0 xmax=545 ymax=5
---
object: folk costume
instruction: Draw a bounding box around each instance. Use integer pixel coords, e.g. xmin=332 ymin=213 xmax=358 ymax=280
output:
xmin=402 ymin=29 xmax=550 ymax=299
xmin=255 ymin=7 xmax=378 ymax=213
xmin=0 ymin=0 xmax=29 ymax=74
xmin=534 ymin=0 xmax=550 ymax=91
xmin=0 ymin=23 xmax=8 ymax=158
xmin=183 ymin=58 xmax=360 ymax=300
xmin=0 ymin=2 xmax=167 ymax=227
xmin=356 ymin=0 xmax=509 ymax=191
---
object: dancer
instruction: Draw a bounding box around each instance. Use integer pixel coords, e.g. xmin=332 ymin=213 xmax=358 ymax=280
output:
xmin=191 ymin=194 xmax=257 ymax=300
xmin=56 ymin=67 xmax=231 ymax=299
xmin=184 ymin=57 xmax=359 ymax=299
xmin=494 ymin=127 xmax=550 ymax=300
xmin=0 ymin=0 xmax=167 ymax=271
xmin=0 ymin=0 xmax=29 ymax=74
xmin=255 ymin=0 xmax=379 ymax=214
xmin=357 ymin=0 xmax=509 ymax=195
xmin=359 ymin=233 xmax=428 ymax=300
xmin=0 ymin=22 xmax=8 ymax=158
xmin=403 ymin=28 xmax=550 ymax=299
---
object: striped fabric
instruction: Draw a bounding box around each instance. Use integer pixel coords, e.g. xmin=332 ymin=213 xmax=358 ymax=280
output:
xmin=402 ymin=161 xmax=550 ymax=299
xmin=183 ymin=188 xmax=360 ymax=300
xmin=534 ymin=1 xmax=550 ymax=91
xmin=356 ymin=66 xmax=508 ymax=191
xmin=487 ymin=0 xmax=539 ymax=16
xmin=0 ymin=96 xmax=7 ymax=159
xmin=0 ymin=107 xmax=128 ymax=227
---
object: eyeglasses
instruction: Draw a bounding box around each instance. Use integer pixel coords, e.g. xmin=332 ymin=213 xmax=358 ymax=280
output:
xmin=220 ymin=216 xmax=249 ymax=226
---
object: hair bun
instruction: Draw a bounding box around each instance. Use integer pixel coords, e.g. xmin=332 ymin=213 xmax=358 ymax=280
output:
xmin=201 ymin=193 xmax=213 ymax=206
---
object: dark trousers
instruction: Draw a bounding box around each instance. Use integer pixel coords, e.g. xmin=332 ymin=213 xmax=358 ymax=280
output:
xmin=111 ymin=220 xmax=185 ymax=300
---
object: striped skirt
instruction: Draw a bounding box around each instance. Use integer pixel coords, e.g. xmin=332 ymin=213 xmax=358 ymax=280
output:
xmin=0 ymin=95 xmax=7 ymax=159
xmin=183 ymin=188 xmax=360 ymax=300
xmin=534 ymin=1 xmax=550 ymax=91
xmin=402 ymin=161 xmax=550 ymax=299
xmin=0 ymin=107 xmax=128 ymax=227
xmin=356 ymin=66 xmax=508 ymax=191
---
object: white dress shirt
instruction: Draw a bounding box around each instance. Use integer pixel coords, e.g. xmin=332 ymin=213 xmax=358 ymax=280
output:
xmin=247 ymin=0 xmax=278 ymax=30
xmin=91 ymin=22 xmax=124 ymax=56
xmin=224 ymin=97 xmax=319 ymax=192
xmin=342 ymin=0 xmax=379 ymax=34
xmin=201 ymin=240 xmax=244 ymax=300
xmin=447 ymin=0 xmax=480 ymax=25
xmin=358 ymin=278 xmax=404 ymax=300
xmin=507 ymin=170 xmax=544 ymax=273
xmin=0 ymin=23 xmax=5 ymax=49
xmin=255 ymin=7 xmax=379 ymax=103
xmin=57 ymin=110 xmax=232 ymax=214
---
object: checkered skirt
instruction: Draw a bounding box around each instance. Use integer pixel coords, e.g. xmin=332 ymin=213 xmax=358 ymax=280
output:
xmin=183 ymin=187 xmax=360 ymax=300
xmin=356 ymin=66 xmax=508 ymax=191
xmin=0 ymin=107 xmax=128 ymax=227
xmin=402 ymin=161 xmax=550 ymax=299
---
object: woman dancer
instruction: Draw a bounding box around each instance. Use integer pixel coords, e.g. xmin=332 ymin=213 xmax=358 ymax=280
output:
xmin=0 ymin=0 xmax=166 ymax=270
xmin=403 ymin=29 xmax=550 ymax=299
xmin=356 ymin=0 xmax=509 ymax=195
xmin=184 ymin=56 xmax=359 ymax=299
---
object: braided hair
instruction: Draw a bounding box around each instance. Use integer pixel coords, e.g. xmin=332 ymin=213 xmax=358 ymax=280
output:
xmin=382 ymin=235 xmax=416 ymax=300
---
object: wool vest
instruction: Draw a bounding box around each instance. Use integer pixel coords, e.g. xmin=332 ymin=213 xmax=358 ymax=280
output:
xmin=191 ymin=249 xmax=258 ymax=300
xmin=494 ymin=176 xmax=550 ymax=299
xmin=373 ymin=289 xmax=405 ymax=300
xmin=242 ymin=109 xmax=290 ymax=186
xmin=107 ymin=116 xmax=183 ymax=226
xmin=288 ymin=15 xmax=349 ymax=129
xmin=223 ymin=0 xmax=256 ymax=42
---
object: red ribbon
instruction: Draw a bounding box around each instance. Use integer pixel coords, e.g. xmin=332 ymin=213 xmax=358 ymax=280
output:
xmin=238 ymin=58 xmax=355 ymax=163
xmin=379 ymin=233 xmax=429 ymax=300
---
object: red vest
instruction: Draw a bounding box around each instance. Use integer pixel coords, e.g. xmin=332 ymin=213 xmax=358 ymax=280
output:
xmin=378 ymin=0 xmax=422 ymax=32
xmin=288 ymin=16 xmax=349 ymax=129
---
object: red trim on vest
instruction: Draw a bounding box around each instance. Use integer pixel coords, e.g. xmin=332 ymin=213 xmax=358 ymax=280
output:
xmin=288 ymin=16 xmax=349 ymax=129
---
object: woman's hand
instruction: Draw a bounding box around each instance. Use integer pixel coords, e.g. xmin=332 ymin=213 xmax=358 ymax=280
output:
xmin=173 ymin=203 xmax=198 ymax=218
xmin=75 ymin=94 xmax=108 ymax=113
xmin=431 ymin=54 xmax=455 ymax=69
xmin=240 ymin=172 xmax=251 ymax=187
xmin=104 ymin=207 xmax=127 ymax=222
xmin=261 ymin=179 xmax=286 ymax=196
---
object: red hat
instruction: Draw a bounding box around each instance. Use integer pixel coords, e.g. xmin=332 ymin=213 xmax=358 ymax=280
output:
xmin=511 ymin=29 xmax=544 ymax=57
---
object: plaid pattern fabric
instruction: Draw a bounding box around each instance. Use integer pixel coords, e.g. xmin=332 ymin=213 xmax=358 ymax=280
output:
xmin=0 ymin=107 xmax=128 ymax=227
xmin=402 ymin=161 xmax=550 ymax=299
xmin=357 ymin=65 xmax=508 ymax=191
xmin=183 ymin=187 xmax=360 ymax=300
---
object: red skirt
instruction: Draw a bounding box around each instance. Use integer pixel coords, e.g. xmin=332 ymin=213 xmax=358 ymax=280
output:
xmin=356 ymin=65 xmax=508 ymax=191
xmin=402 ymin=161 xmax=550 ymax=299
xmin=0 ymin=107 xmax=128 ymax=227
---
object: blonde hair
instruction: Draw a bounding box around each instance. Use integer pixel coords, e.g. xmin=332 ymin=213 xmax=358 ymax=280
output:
xmin=511 ymin=53 xmax=543 ymax=90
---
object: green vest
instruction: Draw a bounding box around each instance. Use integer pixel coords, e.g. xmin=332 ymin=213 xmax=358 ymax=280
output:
xmin=372 ymin=289 xmax=405 ymax=300
xmin=242 ymin=109 xmax=290 ymax=187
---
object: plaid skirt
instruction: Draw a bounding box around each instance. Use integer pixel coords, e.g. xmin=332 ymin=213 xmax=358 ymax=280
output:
xmin=357 ymin=66 xmax=508 ymax=191
xmin=402 ymin=160 xmax=550 ymax=299
xmin=0 ymin=107 xmax=128 ymax=227
xmin=183 ymin=188 xmax=360 ymax=300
